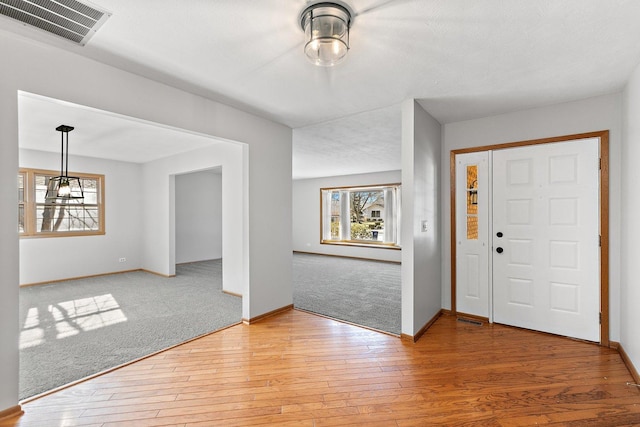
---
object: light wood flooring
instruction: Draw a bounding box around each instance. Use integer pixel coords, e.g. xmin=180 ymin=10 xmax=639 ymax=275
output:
xmin=2 ymin=310 xmax=640 ymax=426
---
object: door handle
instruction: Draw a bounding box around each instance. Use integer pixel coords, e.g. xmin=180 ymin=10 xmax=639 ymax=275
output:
xmin=496 ymin=232 xmax=503 ymax=238
xmin=496 ymin=247 xmax=504 ymax=254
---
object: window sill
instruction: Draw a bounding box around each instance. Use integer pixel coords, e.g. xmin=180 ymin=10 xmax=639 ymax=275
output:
xmin=20 ymin=231 xmax=105 ymax=239
xmin=321 ymin=240 xmax=401 ymax=250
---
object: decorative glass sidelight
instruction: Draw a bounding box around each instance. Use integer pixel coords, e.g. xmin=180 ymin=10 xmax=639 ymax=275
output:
xmin=466 ymin=165 xmax=478 ymax=240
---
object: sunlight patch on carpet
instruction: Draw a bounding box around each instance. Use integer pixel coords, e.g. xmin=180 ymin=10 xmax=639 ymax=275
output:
xmin=20 ymin=294 xmax=127 ymax=348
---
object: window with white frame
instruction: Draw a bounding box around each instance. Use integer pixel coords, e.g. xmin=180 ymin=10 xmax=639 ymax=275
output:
xmin=19 ymin=168 xmax=105 ymax=237
xmin=321 ymin=184 xmax=401 ymax=248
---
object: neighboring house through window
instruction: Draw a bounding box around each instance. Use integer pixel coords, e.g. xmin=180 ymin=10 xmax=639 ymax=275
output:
xmin=19 ymin=168 xmax=105 ymax=237
xmin=321 ymin=184 xmax=401 ymax=248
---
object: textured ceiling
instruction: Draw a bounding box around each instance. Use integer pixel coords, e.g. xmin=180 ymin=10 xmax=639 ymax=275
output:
xmin=293 ymin=104 xmax=402 ymax=179
xmin=4 ymin=0 xmax=640 ymax=178
xmin=18 ymin=92 xmax=219 ymax=164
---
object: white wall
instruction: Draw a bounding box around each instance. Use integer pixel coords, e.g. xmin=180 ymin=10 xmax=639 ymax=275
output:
xmin=441 ymin=93 xmax=623 ymax=342
xmin=142 ymin=142 xmax=246 ymax=297
xmin=292 ymin=170 xmax=402 ymax=263
xmin=401 ymin=100 xmax=442 ymax=336
xmin=621 ymin=64 xmax=640 ymax=374
xmin=176 ymin=170 xmax=223 ymax=264
xmin=0 ymin=30 xmax=292 ymax=413
xmin=18 ymin=149 xmax=143 ymax=285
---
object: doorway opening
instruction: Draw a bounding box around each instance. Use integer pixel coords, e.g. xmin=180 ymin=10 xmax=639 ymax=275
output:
xmin=17 ymin=91 xmax=246 ymax=400
xmin=175 ymin=167 xmax=223 ymax=268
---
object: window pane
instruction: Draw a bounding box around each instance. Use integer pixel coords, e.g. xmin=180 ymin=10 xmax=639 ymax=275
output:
xmin=18 ymin=174 xmax=24 ymax=202
xmin=82 ymin=178 xmax=98 ymax=204
xmin=68 ymin=206 xmax=99 ymax=231
xmin=330 ymin=191 xmax=340 ymax=239
xmin=321 ymin=184 xmax=400 ymax=247
xmin=350 ymin=190 xmax=384 ymax=241
xmin=36 ymin=205 xmax=53 ymax=232
xmin=34 ymin=175 xmax=49 ymax=204
xmin=81 ymin=178 xmax=97 ymax=191
xmin=18 ymin=205 xmax=24 ymax=233
xmin=36 ymin=204 xmax=100 ymax=233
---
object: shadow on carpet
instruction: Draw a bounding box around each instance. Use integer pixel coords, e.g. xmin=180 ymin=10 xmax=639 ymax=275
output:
xmin=293 ymin=253 xmax=401 ymax=336
xmin=19 ymin=259 xmax=241 ymax=400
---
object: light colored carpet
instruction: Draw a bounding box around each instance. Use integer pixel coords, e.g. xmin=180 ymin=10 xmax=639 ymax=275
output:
xmin=20 ymin=255 xmax=401 ymax=400
xmin=292 ymin=253 xmax=401 ymax=335
xmin=19 ymin=259 xmax=241 ymax=400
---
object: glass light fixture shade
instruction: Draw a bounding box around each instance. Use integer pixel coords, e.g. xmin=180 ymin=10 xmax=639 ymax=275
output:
xmin=57 ymin=179 xmax=71 ymax=197
xmin=300 ymin=3 xmax=351 ymax=66
xmin=46 ymin=175 xmax=84 ymax=202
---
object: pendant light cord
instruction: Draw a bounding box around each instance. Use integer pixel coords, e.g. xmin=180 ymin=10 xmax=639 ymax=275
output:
xmin=64 ymin=130 xmax=69 ymax=177
xmin=60 ymin=128 xmax=65 ymax=177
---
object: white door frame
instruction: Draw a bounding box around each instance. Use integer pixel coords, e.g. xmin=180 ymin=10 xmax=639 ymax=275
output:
xmin=450 ymin=130 xmax=610 ymax=346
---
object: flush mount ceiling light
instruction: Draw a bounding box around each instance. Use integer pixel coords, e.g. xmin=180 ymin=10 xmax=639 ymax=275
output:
xmin=299 ymin=2 xmax=352 ymax=66
xmin=45 ymin=125 xmax=84 ymax=202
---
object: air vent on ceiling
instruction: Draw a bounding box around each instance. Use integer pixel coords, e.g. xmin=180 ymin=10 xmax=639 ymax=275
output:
xmin=0 ymin=0 xmax=110 ymax=45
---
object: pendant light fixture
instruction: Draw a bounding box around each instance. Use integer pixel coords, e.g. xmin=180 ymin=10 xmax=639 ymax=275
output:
xmin=45 ymin=125 xmax=84 ymax=202
xmin=300 ymin=2 xmax=352 ymax=66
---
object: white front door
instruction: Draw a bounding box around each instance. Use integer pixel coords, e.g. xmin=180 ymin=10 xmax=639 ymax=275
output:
xmin=455 ymin=152 xmax=490 ymax=318
xmin=492 ymin=138 xmax=600 ymax=342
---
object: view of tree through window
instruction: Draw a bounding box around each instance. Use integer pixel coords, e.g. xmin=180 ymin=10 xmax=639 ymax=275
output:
xmin=321 ymin=184 xmax=400 ymax=247
xmin=19 ymin=169 xmax=104 ymax=237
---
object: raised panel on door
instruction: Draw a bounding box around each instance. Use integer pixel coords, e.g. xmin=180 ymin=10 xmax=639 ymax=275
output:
xmin=455 ymin=152 xmax=489 ymax=318
xmin=492 ymin=138 xmax=600 ymax=342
